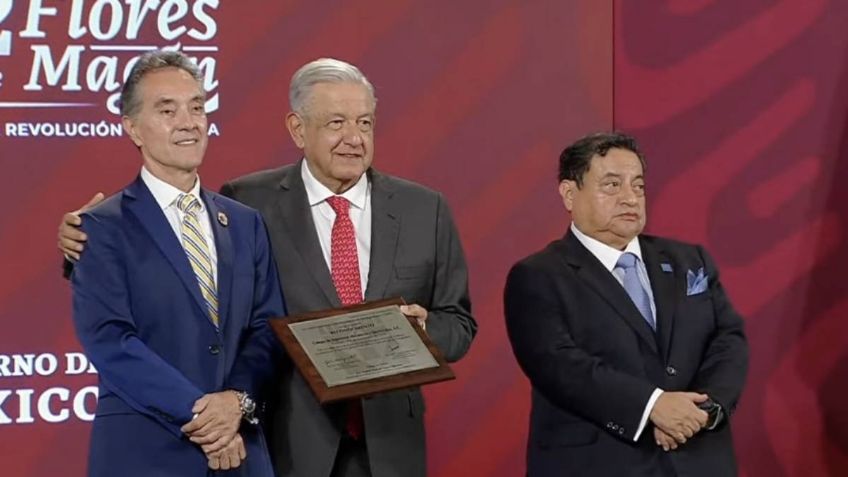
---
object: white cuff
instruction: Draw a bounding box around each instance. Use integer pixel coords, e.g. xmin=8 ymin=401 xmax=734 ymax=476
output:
xmin=634 ymin=388 xmax=663 ymax=441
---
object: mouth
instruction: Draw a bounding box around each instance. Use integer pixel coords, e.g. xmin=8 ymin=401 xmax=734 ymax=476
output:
xmin=616 ymin=212 xmax=641 ymax=221
xmin=174 ymin=138 xmax=200 ymax=146
xmin=335 ymin=152 xmax=363 ymax=160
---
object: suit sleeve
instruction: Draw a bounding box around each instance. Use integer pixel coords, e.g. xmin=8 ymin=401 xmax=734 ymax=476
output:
xmin=504 ymin=261 xmax=656 ymax=441
xmin=688 ymin=246 xmax=748 ymax=419
xmin=425 ymin=194 xmax=477 ymax=363
xmin=71 ymin=213 xmax=204 ymax=437
xmin=224 ymin=211 xmax=287 ymax=400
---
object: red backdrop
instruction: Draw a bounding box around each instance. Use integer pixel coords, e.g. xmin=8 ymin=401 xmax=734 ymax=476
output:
xmin=0 ymin=1 xmax=843 ymax=476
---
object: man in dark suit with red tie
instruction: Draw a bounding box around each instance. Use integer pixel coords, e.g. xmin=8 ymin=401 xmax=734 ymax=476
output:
xmin=504 ymin=132 xmax=748 ymax=476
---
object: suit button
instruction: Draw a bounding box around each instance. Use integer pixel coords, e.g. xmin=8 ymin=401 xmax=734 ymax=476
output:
xmin=666 ymin=366 xmax=677 ymax=376
xmin=618 ymin=428 xmax=625 ymax=435
xmin=208 ymin=344 xmax=221 ymax=355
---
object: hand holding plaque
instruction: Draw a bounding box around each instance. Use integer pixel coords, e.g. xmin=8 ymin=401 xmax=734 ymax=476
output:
xmin=270 ymin=298 xmax=455 ymax=403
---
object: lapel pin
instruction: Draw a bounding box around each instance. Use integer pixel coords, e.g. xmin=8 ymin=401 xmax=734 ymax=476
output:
xmin=217 ymin=211 xmax=228 ymax=227
xmin=660 ymin=263 xmax=673 ymax=273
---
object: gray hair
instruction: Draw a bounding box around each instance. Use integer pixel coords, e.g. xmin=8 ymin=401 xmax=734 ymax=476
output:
xmin=289 ymin=58 xmax=376 ymax=114
xmin=120 ymin=50 xmax=204 ymax=117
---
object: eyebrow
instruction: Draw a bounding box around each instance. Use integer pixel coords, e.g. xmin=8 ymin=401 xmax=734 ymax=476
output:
xmin=153 ymin=98 xmax=176 ymax=108
xmin=153 ymin=95 xmax=205 ymax=108
xmin=598 ymin=172 xmax=644 ymax=180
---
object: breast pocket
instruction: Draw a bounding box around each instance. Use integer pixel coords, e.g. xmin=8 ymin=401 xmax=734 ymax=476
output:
xmin=394 ymin=264 xmax=432 ymax=280
xmin=392 ymin=265 xmax=433 ymax=303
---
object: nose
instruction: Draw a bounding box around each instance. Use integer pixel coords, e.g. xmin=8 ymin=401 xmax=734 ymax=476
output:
xmin=175 ymin=106 xmax=198 ymax=130
xmin=619 ymin=184 xmax=639 ymax=205
xmin=341 ymin=122 xmax=363 ymax=146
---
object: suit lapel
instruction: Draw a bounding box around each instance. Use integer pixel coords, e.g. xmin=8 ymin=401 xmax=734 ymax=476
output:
xmin=364 ymin=170 xmax=400 ymax=301
xmin=205 ymin=191 xmax=233 ymax=328
xmin=641 ymin=237 xmax=678 ymax=362
xmin=125 ymin=177 xmax=210 ymax=323
xmin=276 ymin=163 xmax=341 ymax=307
xmin=559 ymin=232 xmax=659 ymax=355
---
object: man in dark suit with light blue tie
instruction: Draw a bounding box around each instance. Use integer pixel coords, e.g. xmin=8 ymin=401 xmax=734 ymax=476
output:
xmin=504 ymin=132 xmax=748 ymax=476
xmin=71 ymin=51 xmax=284 ymax=476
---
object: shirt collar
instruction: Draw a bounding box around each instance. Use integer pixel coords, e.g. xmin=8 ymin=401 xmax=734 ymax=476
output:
xmin=140 ymin=166 xmax=203 ymax=212
xmin=301 ymin=159 xmax=369 ymax=210
xmin=570 ymin=222 xmax=643 ymax=272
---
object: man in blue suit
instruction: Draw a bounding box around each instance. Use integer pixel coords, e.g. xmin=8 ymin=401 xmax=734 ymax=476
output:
xmin=71 ymin=50 xmax=284 ymax=476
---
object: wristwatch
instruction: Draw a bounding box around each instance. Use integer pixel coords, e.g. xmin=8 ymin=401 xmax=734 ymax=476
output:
xmin=697 ymin=398 xmax=724 ymax=430
xmin=234 ymin=390 xmax=259 ymax=425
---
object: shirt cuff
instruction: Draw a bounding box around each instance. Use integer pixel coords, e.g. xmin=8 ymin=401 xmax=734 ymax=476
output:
xmin=634 ymin=388 xmax=663 ymax=442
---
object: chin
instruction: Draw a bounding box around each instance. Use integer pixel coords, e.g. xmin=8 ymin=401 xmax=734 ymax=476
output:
xmin=611 ymin=223 xmax=643 ymax=239
xmin=335 ymin=165 xmax=366 ymax=180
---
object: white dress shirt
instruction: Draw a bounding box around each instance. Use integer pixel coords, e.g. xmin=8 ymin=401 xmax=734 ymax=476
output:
xmin=301 ymin=161 xmax=371 ymax=296
xmin=570 ymin=223 xmax=663 ymax=442
xmin=141 ymin=167 xmax=218 ymax=285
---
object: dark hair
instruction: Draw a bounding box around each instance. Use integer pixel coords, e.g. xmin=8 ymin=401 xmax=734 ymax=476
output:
xmin=558 ymin=132 xmax=646 ymax=186
xmin=119 ymin=50 xmax=203 ymax=117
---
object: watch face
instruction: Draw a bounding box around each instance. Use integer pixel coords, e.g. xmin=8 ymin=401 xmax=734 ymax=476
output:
xmin=243 ymin=397 xmax=256 ymax=414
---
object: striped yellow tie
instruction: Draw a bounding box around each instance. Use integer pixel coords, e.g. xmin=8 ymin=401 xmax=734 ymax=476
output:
xmin=176 ymin=194 xmax=218 ymax=326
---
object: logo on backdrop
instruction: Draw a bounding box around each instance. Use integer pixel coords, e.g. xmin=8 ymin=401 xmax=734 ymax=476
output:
xmin=0 ymin=0 xmax=221 ymax=138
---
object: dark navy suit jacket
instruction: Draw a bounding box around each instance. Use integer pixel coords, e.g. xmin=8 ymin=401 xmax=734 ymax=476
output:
xmin=71 ymin=176 xmax=285 ymax=477
xmin=504 ymin=232 xmax=748 ymax=477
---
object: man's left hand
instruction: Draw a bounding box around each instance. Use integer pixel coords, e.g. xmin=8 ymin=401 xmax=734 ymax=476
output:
xmin=181 ymin=391 xmax=242 ymax=451
xmin=207 ymin=432 xmax=247 ymax=470
xmin=400 ymin=304 xmax=428 ymax=329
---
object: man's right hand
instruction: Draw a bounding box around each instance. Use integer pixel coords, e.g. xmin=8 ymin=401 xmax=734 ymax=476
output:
xmin=58 ymin=192 xmax=104 ymax=260
xmin=649 ymin=391 xmax=709 ymax=444
xmin=654 ymin=426 xmax=679 ymax=452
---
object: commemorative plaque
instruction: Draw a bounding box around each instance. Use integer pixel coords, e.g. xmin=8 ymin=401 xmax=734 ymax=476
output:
xmin=270 ymin=298 xmax=455 ymax=403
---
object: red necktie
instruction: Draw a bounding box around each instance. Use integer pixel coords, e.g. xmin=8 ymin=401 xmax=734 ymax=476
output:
xmin=326 ymin=196 xmax=364 ymax=439
xmin=326 ymin=196 xmax=362 ymax=306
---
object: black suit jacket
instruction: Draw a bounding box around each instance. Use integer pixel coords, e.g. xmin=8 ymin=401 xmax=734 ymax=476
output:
xmin=504 ymin=231 xmax=747 ymax=477
xmin=220 ymin=161 xmax=477 ymax=477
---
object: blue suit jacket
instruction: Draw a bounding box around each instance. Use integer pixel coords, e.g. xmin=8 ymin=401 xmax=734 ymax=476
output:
xmin=71 ymin=176 xmax=285 ymax=477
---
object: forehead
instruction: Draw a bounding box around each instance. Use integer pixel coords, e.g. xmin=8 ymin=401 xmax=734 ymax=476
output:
xmin=587 ymin=148 xmax=644 ymax=176
xmin=306 ymin=81 xmax=374 ymax=115
xmin=137 ymin=67 xmax=204 ymax=103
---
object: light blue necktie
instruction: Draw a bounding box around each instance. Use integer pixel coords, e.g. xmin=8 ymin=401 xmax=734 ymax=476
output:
xmin=615 ymin=252 xmax=655 ymax=330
